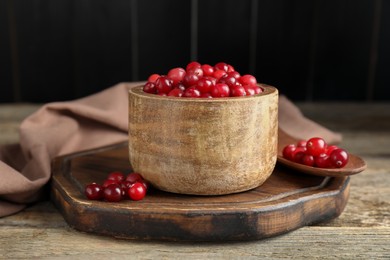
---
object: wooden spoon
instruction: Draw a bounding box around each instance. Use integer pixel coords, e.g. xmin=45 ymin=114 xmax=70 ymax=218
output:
xmin=277 ymin=128 xmax=367 ymax=177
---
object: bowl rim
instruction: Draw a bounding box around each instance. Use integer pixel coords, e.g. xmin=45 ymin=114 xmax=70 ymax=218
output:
xmin=129 ymin=83 xmax=278 ymax=103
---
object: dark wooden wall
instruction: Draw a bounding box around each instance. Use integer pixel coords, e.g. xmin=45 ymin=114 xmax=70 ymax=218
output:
xmin=1 ymin=0 xmax=389 ymax=103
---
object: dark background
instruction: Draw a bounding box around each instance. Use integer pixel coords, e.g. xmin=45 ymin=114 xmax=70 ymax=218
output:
xmin=1 ymin=0 xmax=389 ymax=103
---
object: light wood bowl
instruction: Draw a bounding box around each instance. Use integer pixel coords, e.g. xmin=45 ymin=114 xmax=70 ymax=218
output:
xmin=128 ymin=84 xmax=278 ymax=195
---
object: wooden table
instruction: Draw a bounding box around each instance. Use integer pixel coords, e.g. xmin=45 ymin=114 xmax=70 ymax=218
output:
xmin=1 ymin=102 xmax=389 ymax=259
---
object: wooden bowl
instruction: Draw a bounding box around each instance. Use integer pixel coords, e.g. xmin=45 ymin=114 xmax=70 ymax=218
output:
xmin=128 ymin=84 xmax=278 ymax=195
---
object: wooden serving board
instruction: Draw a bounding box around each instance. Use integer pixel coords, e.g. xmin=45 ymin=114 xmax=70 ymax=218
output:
xmin=51 ymin=142 xmax=350 ymax=242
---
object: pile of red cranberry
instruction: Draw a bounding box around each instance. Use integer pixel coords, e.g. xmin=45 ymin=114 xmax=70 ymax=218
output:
xmin=143 ymin=61 xmax=262 ymax=98
xmin=84 ymin=171 xmax=148 ymax=202
xmin=282 ymin=137 xmax=349 ymax=168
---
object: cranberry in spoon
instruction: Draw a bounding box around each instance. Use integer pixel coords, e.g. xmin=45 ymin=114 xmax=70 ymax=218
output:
xmin=277 ymin=128 xmax=367 ymax=177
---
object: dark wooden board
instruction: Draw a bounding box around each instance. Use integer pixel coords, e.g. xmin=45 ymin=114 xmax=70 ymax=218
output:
xmin=51 ymin=142 xmax=350 ymax=241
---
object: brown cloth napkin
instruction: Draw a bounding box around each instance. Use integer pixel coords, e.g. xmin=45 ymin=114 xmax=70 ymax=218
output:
xmin=0 ymin=82 xmax=341 ymax=217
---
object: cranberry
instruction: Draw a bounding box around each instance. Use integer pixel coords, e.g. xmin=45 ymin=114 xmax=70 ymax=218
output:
xmin=306 ymin=137 xmax=327 ymax=156
xmin=120 ymin=180 xmax=134 ymax=199
xmin=126 ymin=172 xmax=143 ymax=184
xmin=292 ymin=147 xmax=306 ymax=163
xmin=143 ymin=62 xmax=260 ymax=99
xmin=147 ymin=74 xmax=160 ymax=83
xmin=326 ymin=145 xmax=339 ymax=155
xmin=218 ymin=75 xmax=237 ymax=87
xmin=182 ymin=73 xmax=199 ymax=88
xmin=167 ymin=67 xmax=186 ymax=85
xmin=315 ymin=153 xmax=331 ymax=168
xmin=253 ymin=86 xmax=263 ymax=94
xmin=85 ymin=183 xmax=103 ymax=200
xmin=210 ymin=83 xmax=230 ymax=97
xmin=230 ymin=85 xmax=246 ymax=97
xmin=302 ymin=154 xmax=315 ymax=167
xmin=128 ymin=182 xmax=147 ymax=201
xmin=212 ymin=70 xmax=227 ymax=80
xmin=107 ymin=171 xmax=125 ymax=183
xmin=282 ymin=144 xmax=296 ymax=161
xmin=196 ymin=77 xmax=213 ymax=94
xmin=214 ymin=62 xmax=229 ymax=72
xmin=138 ymin=179 xmax=149 ymax=191
xmin=143 ymin=82 xmax=157 ymax=94
xmin=102 ymin=179 xmax=118 ymax=188
xmin=168 ymin=88 xmax=184 ymax=97
xmin=103 ymin=183 xmax=122 ymax=202
xmin=201 ymin=64 xmax=214 ymax=76
xmin=243 ymin=85 xmax=256 ymax=96
xmin=329 ymin=148 xmax=349 ymax=168
xmin=203 ymin=76 xmax=217 ymax=86
xmin=239 ymin=75 xmax=257 ymax=86
xmin=186 ymin=61 xmax=201 ymax=71
xmin=187 ymin=67 xmax=203 ymax=78
xmin=200 ymin=92 xmax=213 ymax=98
xmin=228 ymin=71 xmax=241 ymax=79
xmin=297 ymin=140 xmax=307 ymax=147
xmin=282 ymin=137 xmax=349 ymax=169
xmin=183 ymin=86 xmax=201 ymax=98
xmin=155 ymin=76 xmax=173 ymax=94
xmin=227 ymin=64 xmax=235 ymax=72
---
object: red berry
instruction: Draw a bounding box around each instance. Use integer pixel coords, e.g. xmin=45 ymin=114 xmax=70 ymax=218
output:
xmin=187 ymin=67 xmax=203 ymax=78
xmin=85 ymin=183 xmax=103 ymax=200
xmin=214 ymin=62 xmax=229 ymax=72
xmin=210 ymin=83 xmax=230 ymax=97
xmin=186 ymin=61 xmax=201 ymax=71
xmin=201 ymin=64 xmax=214 ymax=76
xmin=102 ymin=179 xmax=118 ymax=188
xmin=230 ymin=85 xmax=246 ymax=97
xmin=182 ymin=73 xmax=199 ymax=88
xmin=200 ymin=92 xmax=213 ymax=98
xmin=306 ymin=137 xmax=327 ymax=156
xmin=126 ymin=172 xmax=143 ymax=184
xmin=282 ymin=144 xmax=296 ymax=161
xmin=183 ymin=86 xmax=201 ymax=98
xmin=218 ymin=75 xmax=237 ymax=87
xmin=138 ymin=179 xmax=149 ymax=190
xmin=239 ymin=75 xmax=257 ymax=86
xmin=243 ymin=85 xmax=256 ymax=96
xmin=326 ymin=145 xmax=339 ymax=155
xmin=292 ymin=147 xmax=306 ymax=163
xmin=147 ymin=74 xmax=160 ymax=83
xmin=107 ymin=171 xmax=125 ymax=183
xmin=315 ymin=153 xmax=331 ymax=168
xmin=212 ymin=70 xmax=227 ymax=80
xmin=143 ymin=82 xmax=157 ymax=94
xmin=128 ymin=182 xmax=147 ymax=201
xmin=120 ymin=180 xmax=134 ymax=199
xmin=228 ymin=71 xmax=241 ymax=79
xmin=302 ymin=154 xmax=315 ymax=167
xmin=329 ymin=148 xmax=349 ymax=168
xmin=155 ymin=76 xmax=173 ymax=94
xmin=168 ymin=88 xmax=184 ymax=97
xmin=203 ymin=76 xmax=217 ymax=86
xmin=103 ymin=183 xmax=122 ymax=202
xmin=227 ymin=64 xmax=235 ymax=73
xmin=196 ymin=77 xmax=213 ymax=94
xmin=253 ymin=86 xmax=263 ymax=94
xmin=167 ymin=67 xmax=186 ymax=85
xmin=297 ymin=140 xmax=307 ymax=148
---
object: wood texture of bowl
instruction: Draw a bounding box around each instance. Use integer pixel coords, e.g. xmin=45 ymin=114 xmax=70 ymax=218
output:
xmin=128 ymin=84 xmax=278 ymax=195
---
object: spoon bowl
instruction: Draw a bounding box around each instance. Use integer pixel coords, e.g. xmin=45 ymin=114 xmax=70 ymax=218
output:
xmin=277 ymin=128 xmax=367 ymax=177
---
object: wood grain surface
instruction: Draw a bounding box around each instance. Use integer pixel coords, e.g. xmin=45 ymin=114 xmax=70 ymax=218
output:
xmin=51 ymin=142 xmax=348 ymax=241
xmin=0 ymin=102 xmax=389 ymax=259
xmin=128 ymin=85 xmax=278 ymax=195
